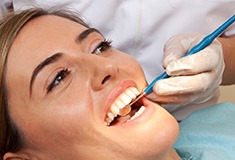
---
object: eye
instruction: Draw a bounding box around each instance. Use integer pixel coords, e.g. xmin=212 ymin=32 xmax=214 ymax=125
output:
xmin=47 ymin=68 xmax=70 ymax=93
xmin=92 ymin=39 xmax=112 ymax=54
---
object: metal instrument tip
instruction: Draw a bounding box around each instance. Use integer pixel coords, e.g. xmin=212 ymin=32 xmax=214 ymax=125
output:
xmin=118 ymin=92 xmax=146 ymax=117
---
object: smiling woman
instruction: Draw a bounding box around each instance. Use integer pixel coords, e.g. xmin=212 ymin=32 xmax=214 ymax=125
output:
xmin=1 ymin=7 xmax=235 ymax=160
xmin=0 ymin=8 xmax=180 ymax=160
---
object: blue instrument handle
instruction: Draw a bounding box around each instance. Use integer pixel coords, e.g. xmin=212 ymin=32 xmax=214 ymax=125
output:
xmin=144 ymin=15 xmax=235 ymax=95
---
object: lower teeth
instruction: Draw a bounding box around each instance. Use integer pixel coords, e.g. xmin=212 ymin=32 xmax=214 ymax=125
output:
xmin=129 ymin=106 xmax=146 ymax=121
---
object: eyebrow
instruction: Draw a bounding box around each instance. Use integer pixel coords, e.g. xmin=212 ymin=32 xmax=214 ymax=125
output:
xmin=75 ymin=27 xmax=102 ymax=43
xmin=29 ymin=53 xmax=63 ymax=95
xmin=30 ymin=27 xmax=101 ymax=95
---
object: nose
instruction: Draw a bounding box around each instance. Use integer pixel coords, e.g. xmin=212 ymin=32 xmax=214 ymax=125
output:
xmin=84 ymin=55 xmax=119 ymax=91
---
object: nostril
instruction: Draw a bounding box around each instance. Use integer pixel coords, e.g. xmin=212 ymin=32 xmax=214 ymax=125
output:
xmin=101 ymin=75 xmax=111 ymax=85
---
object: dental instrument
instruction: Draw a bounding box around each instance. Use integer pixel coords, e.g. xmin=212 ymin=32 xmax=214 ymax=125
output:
xmin=118 ymin=14 xmax=235 ymax=117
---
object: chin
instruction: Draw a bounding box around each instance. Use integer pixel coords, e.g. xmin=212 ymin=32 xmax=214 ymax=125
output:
xmin=137 ymin=106 xmax=179 ymax=158
xmin=111 ymin=98 xmax=179 ymax=158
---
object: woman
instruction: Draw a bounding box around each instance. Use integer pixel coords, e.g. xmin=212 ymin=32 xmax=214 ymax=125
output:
xmin=0 ymin=8 xmax=180 ymax=159
xmin=1 ymin=8 xmax=235 ymax=160
xmin=9 ymin=0 xmax=235 ymax=121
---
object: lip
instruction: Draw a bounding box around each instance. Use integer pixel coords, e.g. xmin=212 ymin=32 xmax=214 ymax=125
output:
xmin=111 ymin=98 xmax=158 ymax=128
xmin=103 ymin=80 xmax=138 ymax=120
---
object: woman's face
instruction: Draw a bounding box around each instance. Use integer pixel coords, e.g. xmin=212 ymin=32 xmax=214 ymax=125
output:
xmin=6 ymin=15 xmax=179 ymax=159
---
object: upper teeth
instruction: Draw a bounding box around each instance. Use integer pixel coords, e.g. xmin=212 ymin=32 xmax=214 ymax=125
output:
xmin=105 ymin=87 xmax=142 ymax=126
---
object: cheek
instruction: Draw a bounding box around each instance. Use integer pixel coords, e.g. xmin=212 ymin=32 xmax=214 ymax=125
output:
xmin=18 ymin=94 xmax=94 ymax=148
xmin=117 ymin=54 xmax=145 ymax=77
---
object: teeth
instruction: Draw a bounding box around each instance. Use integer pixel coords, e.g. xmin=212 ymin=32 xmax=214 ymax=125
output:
xmin=105 ymin=87 xmax=143 ymax=126
xmin=129 ymin=87 xmax=140 ymax=95
xmin=125 ymin=89 xmax=137 ymax=99
xmin=114 ymin=99 xmax=126 ymax=109
xmin=129 ymin=106 xmax=146 ymax=121
xmin=107 ymin=112 xmax=115 ymax=121
xmin=110 ymin=105 xmax=120 ymax=115
xmin=117 ymin=94 xmax=132 ymax=107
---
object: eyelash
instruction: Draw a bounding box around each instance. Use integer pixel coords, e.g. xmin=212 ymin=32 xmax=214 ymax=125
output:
xmin=92 ymin=39 xmax=112 ymax=54
xmin=47 ymin=68 xmax=71 ymax=93
xmin=46 ymin=40 xmax=112 ymax=93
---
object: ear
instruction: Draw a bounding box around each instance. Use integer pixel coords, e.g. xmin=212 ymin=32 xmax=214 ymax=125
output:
xmin=3 ymin=152 xmax=31 ymax=160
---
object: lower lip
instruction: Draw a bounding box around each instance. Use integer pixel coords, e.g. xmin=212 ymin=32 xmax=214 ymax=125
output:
xmin=116 ymin=98 xmax=157 ymax=127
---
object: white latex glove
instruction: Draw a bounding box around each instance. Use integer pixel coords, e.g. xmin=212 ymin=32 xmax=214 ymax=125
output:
xmin=147 ymin=33 xmax=224 ymax=105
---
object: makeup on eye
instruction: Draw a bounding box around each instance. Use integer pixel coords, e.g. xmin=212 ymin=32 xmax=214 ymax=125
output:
xmin=92 ymin=39 xmax=112 ymax=54
xmin=45 ymin=39 xmax=112 ymax=93
xmin=46 ymin=67 xmax=71 ymax=93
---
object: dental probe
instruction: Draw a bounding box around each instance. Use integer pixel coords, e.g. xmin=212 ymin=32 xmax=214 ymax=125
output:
xmin=118 ymin=14 xmax=235 ymax=117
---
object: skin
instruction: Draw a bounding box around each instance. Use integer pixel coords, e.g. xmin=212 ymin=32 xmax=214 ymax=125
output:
xmin=219 ymin=35 xmax=235 ymax=85
xmin=4 ymin=15 xmax=179 ymax=160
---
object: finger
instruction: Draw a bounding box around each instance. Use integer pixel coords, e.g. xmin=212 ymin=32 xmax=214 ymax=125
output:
xmin=147 ymin=87 xmax=217 ymax=105
xmin=163 ymin=33 xmax=198 ymax=67
xmin=146 ymin=92 xmax=190 ymax=104
xmin=166 ymin=42 xmax=223 ymax=76
xmin=152 ymin=73 xmax=219 ymax=96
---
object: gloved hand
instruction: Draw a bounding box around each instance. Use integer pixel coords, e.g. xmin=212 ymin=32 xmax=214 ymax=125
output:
xmin=147 ymin=33 xmax=224 ymax=105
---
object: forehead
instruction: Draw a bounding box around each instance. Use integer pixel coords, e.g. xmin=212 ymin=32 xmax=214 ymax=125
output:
xmin=7 ymin=15 xmax=87 ymax=79
xmin=9 ymin=15 xmax=87 ymax=62
xmin=5 ymin=15 xmax=88 ymax=99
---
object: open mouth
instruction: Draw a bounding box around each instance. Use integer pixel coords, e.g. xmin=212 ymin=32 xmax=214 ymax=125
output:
xmin=104 ymin=87 xmax=146 ymax=126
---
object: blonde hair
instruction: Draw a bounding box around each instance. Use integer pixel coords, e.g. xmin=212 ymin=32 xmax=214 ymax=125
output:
xmin=0 ymin=8 xmax=89 ymax=158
